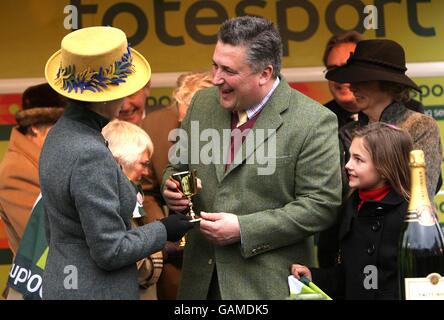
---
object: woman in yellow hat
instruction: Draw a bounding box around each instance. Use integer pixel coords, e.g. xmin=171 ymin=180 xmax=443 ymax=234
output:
xmin=40 ymin=26 xmax=193 ymax=300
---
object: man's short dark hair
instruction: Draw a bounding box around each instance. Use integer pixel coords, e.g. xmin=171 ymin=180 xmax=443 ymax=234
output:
xmin=218 ymin=16 xmax=282 ymax=78
xmin=322 ymin=31 xmax=365 ymax=67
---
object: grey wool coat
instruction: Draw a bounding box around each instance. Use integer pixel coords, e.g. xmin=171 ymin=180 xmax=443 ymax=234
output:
xmin=39 ymin=104 xmax=167 ymax=300
xmin=163 ymin=78 xmax=342 ymax=299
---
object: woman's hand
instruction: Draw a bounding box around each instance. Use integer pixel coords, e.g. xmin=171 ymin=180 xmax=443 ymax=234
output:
xmin=291 ymin=264 xmax=312 ymax=281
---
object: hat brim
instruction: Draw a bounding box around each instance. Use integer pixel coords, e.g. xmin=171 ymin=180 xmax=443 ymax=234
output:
xmin=326 ymin=64 xmax=420 ymax=92
xmin=45 ymin=48 xmax=151 ymax=102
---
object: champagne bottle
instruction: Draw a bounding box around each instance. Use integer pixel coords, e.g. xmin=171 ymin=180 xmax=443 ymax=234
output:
xmin=398 ymin=150 xmax=444 ymax=300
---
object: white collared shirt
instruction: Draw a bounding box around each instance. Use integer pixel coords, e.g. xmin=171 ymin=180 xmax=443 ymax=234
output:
xmin=244 ymin=76 xmax=280 ymax=120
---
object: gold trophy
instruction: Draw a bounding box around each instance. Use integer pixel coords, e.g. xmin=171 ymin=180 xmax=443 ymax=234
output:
xmin=171 ymin=170 xmax=201 ymax=223
xmin=171 ymin=170 xmax=201 ymax=247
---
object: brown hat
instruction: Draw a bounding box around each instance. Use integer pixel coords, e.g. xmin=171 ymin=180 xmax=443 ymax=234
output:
xmin=16 ymin=83 xmax=67 ymax=127
xmin=326 ymin=39 xmax=420 ymax=92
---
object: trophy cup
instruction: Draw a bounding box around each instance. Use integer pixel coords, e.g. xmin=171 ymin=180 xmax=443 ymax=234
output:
xmin=171 ymin=170 xmax=201 ymax=247
xmin=171 ymin=170 xmax=201 ymax=223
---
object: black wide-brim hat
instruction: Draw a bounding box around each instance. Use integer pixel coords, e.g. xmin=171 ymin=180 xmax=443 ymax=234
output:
xmin=326 ymin=39 xmax=420 ymax=92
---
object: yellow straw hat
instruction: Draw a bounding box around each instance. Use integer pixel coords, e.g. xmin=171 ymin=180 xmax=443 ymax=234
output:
xmin=45 ymin=26 xmax=151 ymax=102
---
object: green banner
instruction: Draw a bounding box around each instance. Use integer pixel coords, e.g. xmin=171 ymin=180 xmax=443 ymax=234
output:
xmin=7 ymin=196 xmax=47 ymax=300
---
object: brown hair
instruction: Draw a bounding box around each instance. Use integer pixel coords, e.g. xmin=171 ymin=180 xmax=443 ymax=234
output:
xmin=352 ymin=122 xmax=413 ymax=200
xmin=378 ymin=81 xmax=412 ymax=103
xmin=322 ymin=31 xmax=365 ymax=67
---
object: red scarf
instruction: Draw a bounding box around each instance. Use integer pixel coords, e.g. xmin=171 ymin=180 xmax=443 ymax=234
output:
xmin=357 ymin=185 xmax=392 ymax=211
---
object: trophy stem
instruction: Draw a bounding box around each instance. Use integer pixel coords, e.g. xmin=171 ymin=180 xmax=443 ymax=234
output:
xmin=188 ymin=198 xmax=201 ymax=223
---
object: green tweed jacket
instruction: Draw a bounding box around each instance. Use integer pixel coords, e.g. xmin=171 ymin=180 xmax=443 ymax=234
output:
xmin=163 ymin=78 xmax=342 ymax=299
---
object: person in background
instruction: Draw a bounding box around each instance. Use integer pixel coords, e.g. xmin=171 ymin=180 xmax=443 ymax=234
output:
xmin=102 ymin=119 xmax=163 ymax=300
xmin=172 ymin=71 xmax=214 ymax=123
xmin=327 ymin=39 xmax=442 ymax=201
xmin=162 ymin=16 xmax=342 ymax=300
xmin=0 ymin=83 xmax=66 ymax=299
xmin=118 ymin=81 xmax=151 ymax=126
xmin=322 ymin=31 xmax=364 ymax=129
xmin=39 ymin=26 xmax=193 ymax=299
xmin=141 ymin=71 xmax=213 ymax=299
xmin=292 ymin=122 xmax=413 ymax=300
xmin=0 ymin=83 xmax=65 ymax=256
xmin=322 ymin=32 xmax=424 ymax=127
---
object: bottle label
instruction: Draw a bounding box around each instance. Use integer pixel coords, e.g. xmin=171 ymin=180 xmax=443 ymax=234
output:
xmin=404 ymin=273 xmax=444 ymax=300
xmin=405 ymin=206 xmax=437 ymax=226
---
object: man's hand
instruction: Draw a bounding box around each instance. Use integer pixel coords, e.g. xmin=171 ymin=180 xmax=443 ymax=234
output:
xmin=199 ymin=211 xmax=240 ymax=246
xmin=163 ymin=177 xmax=202 ymax=213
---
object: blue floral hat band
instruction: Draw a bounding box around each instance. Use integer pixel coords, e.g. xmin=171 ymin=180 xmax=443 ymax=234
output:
xmin=55 ymin=46 xmax=134 ymax=94
xmin=45 ymin=26 xmax=151 ymax=102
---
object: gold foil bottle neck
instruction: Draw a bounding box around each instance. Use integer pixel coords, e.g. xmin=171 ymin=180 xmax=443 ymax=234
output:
xmin=409 ymin=150 xmax=425 ymax=168
xmin=407 ymin=149 xmax=434 ymax=223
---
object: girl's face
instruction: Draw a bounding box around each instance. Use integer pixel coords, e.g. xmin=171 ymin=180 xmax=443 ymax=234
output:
xmin=345 ymin=137 xmax=386 ymax=191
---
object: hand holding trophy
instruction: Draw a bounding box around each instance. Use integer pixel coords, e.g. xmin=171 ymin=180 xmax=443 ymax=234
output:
xmin=170 ymin=170 xmax=201 ymax=247
xmin=171 ymin=170 xmax=201 ymax=223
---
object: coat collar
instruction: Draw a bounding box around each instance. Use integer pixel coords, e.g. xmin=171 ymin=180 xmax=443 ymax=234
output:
xmin=64 ymin=102 xmax=110 ymax=133
xmin=358 ymin=101 xmax=407 ymax=126
xmin=339 ymin=189 xmax=406 ymax=239
xmin=358 ymin=189 xmax=405 ymax=213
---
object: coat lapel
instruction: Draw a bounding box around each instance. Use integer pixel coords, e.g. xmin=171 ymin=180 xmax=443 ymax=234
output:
xmin=224 ymin=79 xmax=290 ymax=177
xmin=211 ymin=99 xmax=232 ymax=183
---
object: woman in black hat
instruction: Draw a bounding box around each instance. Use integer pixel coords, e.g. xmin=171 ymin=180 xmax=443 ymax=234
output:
xmin=326 ymin=39 xmax=442 ymax=200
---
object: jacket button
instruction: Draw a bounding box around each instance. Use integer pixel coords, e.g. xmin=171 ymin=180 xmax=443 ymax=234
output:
xmin=208 ymin=258 xmax=213 ymax=265
xmin=367 ymin=244 xmax=375 ymax=255
xmin=375 ymin=206 xmax=384 ymax=215
xmin=371 ymin=221 xmax=381 ymax=231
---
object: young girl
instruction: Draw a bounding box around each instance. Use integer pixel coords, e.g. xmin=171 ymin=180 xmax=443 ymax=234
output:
xmin=292 ymin=122 xmax=413 ymax=300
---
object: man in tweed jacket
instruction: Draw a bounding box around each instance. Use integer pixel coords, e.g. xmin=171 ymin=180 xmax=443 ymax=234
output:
xmin=162 ymin=16 xmax=342 ymax=300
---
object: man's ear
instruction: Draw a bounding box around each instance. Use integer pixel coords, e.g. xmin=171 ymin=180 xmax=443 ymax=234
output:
xmin=259 ymin=65 xmax=273 ymax=86
xmin=29 ymin=125 xmax=39 ymax=137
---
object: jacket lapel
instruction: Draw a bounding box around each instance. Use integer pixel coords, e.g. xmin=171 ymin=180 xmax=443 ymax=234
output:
xmin=211 ymin=100 xmax=232 ymax=183
xmin=224 ymin=79 xmax=290 ymax=177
